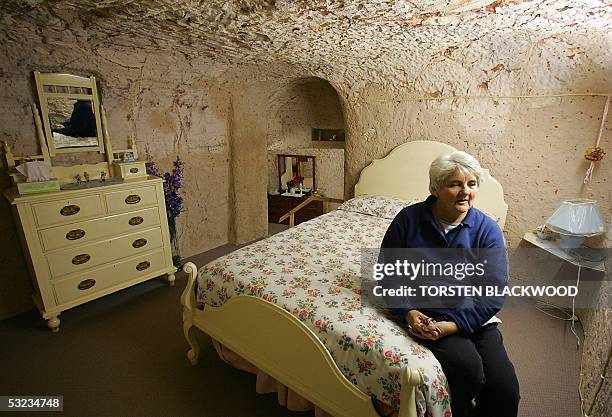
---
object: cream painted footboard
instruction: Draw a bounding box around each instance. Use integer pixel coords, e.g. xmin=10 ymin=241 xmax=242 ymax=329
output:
xmin=181 ymin=262 xmax=423 ymax=417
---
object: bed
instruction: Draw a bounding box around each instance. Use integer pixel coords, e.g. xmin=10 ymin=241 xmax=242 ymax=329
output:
xmin=181 ymin=140 xmax=508 ymax=417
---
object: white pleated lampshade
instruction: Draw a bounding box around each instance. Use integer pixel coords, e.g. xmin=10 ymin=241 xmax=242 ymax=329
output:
xmin=545 ymin=199 xmax=605 ymax=236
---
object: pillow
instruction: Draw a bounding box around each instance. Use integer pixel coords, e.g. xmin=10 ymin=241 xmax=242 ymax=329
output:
xmin=337 ymin=195 xmax=417 ymax=219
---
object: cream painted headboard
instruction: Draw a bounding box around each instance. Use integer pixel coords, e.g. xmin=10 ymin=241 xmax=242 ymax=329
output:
xmin=354 ymin=140 xmax=508 ymax=229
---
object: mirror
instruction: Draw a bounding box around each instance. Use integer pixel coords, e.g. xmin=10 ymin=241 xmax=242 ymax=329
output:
xmin=34 ymin=71 xmax=105 ymax=155
xmin=277 ymin=154 xmax=316 ymax=195
xmin=47 ymin=98 xmax=99 ymax=148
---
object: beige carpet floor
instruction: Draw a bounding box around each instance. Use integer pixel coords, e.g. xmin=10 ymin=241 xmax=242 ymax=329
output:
xmin=0 ymin=224 xmax=582 ymax=417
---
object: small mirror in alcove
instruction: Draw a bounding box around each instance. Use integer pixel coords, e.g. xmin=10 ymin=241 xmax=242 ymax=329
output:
xmin=278 ymin=154 xmax=316 ymax=195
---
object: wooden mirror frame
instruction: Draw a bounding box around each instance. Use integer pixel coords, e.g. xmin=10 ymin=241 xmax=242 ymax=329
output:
xmin=1 ymin=72 xmax=144 ymax=186
xmin=277 ymin=154 xmax=316 ymax=193
xmin=34 ymin=71 xmax=105 ymax=156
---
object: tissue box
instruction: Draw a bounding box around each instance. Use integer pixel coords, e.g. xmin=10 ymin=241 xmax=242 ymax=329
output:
xmin=17 ymin=179 xmax=61 ymax=195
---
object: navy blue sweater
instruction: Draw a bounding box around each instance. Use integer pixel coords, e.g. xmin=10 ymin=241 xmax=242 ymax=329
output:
xmin=380 ymin=195 xmax=508 ymax=335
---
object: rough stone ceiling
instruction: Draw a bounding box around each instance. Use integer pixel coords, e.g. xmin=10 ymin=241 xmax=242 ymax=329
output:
xmin=2 ymin=0 xmax=611 ymax=87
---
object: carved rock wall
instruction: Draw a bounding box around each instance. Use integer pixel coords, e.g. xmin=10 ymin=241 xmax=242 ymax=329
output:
xmin=1 ymin=0 xmax=610 ymax=414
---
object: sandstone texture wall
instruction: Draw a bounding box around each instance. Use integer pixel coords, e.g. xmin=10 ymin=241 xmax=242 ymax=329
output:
xmin=1 ymin=0 xmax=611 ymax=414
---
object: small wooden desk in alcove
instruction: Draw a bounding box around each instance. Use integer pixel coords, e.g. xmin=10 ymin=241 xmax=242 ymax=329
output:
xmin=267 ymin=192 xmax=323 ymax=226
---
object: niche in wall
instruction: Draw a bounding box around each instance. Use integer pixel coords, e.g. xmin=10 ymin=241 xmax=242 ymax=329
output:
xmin=312 ymin=128 xmax=345 ymax=144
xmin=267 ymin=77 xmax=344 ymax=150
xmin=267 ymin=77 xmax=345 ymax=202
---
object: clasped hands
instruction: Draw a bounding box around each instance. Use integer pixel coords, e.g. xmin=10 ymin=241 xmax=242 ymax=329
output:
xmin=405 ymin=310 xmax=458 ymax=341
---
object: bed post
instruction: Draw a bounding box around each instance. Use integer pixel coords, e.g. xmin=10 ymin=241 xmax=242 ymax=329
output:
xmin=181 ymin=261 xmax=200 ymax=365
xmin=399 ymin=368 xmax=424 ymax=417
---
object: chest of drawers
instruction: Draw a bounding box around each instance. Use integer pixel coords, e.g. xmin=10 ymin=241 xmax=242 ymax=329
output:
xmin=4 ymin=176 xmax=176 ymax=332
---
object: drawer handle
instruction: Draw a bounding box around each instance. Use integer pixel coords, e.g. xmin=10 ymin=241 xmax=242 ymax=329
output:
xmin=66 ymin=229 xmax=86 ymax=240
xmin=129 ymin=167 xmax=139 ymax=173
xmin=136 ymin=261 xmax=150 ymax=271
xmin=125 ymin=194 xmax=141 ymax=204
xmin=72 ymin=254 xmax=91 ymax=265
xmin=77 ymin=279 xmax=96 ymax=290
xmin=129 ymin=216 xmax=144 ymax=226
xmin=60 ymin=205 xmax=80 ymax=216
xmin=132 ymin=238 xmax=147 ymax=248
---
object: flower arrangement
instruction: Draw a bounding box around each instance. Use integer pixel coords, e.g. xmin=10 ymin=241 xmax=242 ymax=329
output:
xmin=286 ymin=175 xmax=304 ymax=191
xmin=146 ymin=155 xmax=184 ymax=269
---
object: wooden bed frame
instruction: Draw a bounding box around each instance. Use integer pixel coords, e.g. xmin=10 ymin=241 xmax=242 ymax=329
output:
xmin=181 ymin=140 xmax=508 ymax=417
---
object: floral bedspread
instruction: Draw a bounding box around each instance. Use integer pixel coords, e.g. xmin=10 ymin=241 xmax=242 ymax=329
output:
xmin=196 ymin=205 xmax=451 ymax=417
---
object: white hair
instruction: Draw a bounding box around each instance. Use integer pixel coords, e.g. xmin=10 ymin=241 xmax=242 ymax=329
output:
xmin=429 ymin=151 xmax=483 ymax=194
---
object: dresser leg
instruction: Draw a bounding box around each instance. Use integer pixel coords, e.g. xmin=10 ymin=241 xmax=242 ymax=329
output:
xmin=47 ymin=316 xmax=60 ymax=333
xmin=167 ymin=272 xmax=176 ymax=286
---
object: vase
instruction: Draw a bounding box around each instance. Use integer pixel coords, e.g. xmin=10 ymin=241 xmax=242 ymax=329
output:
xmin=167 ymin=217 xmax=182 ymax=271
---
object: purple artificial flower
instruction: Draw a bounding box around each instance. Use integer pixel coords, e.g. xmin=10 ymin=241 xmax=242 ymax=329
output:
xmin=146 ymin=155 xmax=184 ymax=221
xmin=172 ymin=157 xmax=184 ymax=185
xmin=167 ymin=191 xmax=183 ymax=219
xmin=146 ymin=154 xmax=184 ymax=269
xmin=146 ymin=157 xmax=162 ymax=178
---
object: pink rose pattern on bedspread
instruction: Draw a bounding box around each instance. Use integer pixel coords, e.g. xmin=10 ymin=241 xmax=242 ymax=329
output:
xmin=196 ymin=209 xmax=452 ymax=417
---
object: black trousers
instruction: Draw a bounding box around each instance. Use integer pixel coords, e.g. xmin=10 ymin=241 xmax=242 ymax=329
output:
xmin=423 ymin=324 xmax=520 ymax=417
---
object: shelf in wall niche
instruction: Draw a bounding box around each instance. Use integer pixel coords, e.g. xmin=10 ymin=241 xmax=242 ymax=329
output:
xmin=312 ymin=128 xmax=344 ymax=141
xmin=311 ymin=140 xmax=345 ymax=149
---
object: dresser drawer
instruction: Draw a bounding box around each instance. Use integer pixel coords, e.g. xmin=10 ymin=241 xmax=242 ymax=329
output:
xmin=107 ymin=227 xmax=164 ymax=260
xmin=32 ymin=195 xmax=104 ymax=227
xmin=105 ymin=185 xmax=157 ymax=214
xmin=47 ymin=239 xmax=113 ymax=277
xmin=113 ymin=161 xmax=147 ymax=180
xmin=39 ymin=207 xmax=162 ymax=251
xmin=52 ymin=249 xmax=166 ymax=305
xmin=47 ymin=227 xmax=165 ymax=277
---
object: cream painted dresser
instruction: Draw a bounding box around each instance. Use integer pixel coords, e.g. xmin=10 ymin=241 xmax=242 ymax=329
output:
xmin=4 ymin=176 xmax=176 ymax=332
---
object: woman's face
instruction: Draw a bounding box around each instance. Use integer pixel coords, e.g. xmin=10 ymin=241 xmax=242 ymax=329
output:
xmin=434 ymin=169 xmax=479 ymax=220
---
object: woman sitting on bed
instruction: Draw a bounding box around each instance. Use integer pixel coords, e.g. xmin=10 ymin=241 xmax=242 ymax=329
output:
xmin=379 ymin=151 xmax=520 ymax=417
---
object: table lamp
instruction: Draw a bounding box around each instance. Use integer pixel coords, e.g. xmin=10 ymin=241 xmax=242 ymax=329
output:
xmin=545 ymin=199 xmax=605 ymax=251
